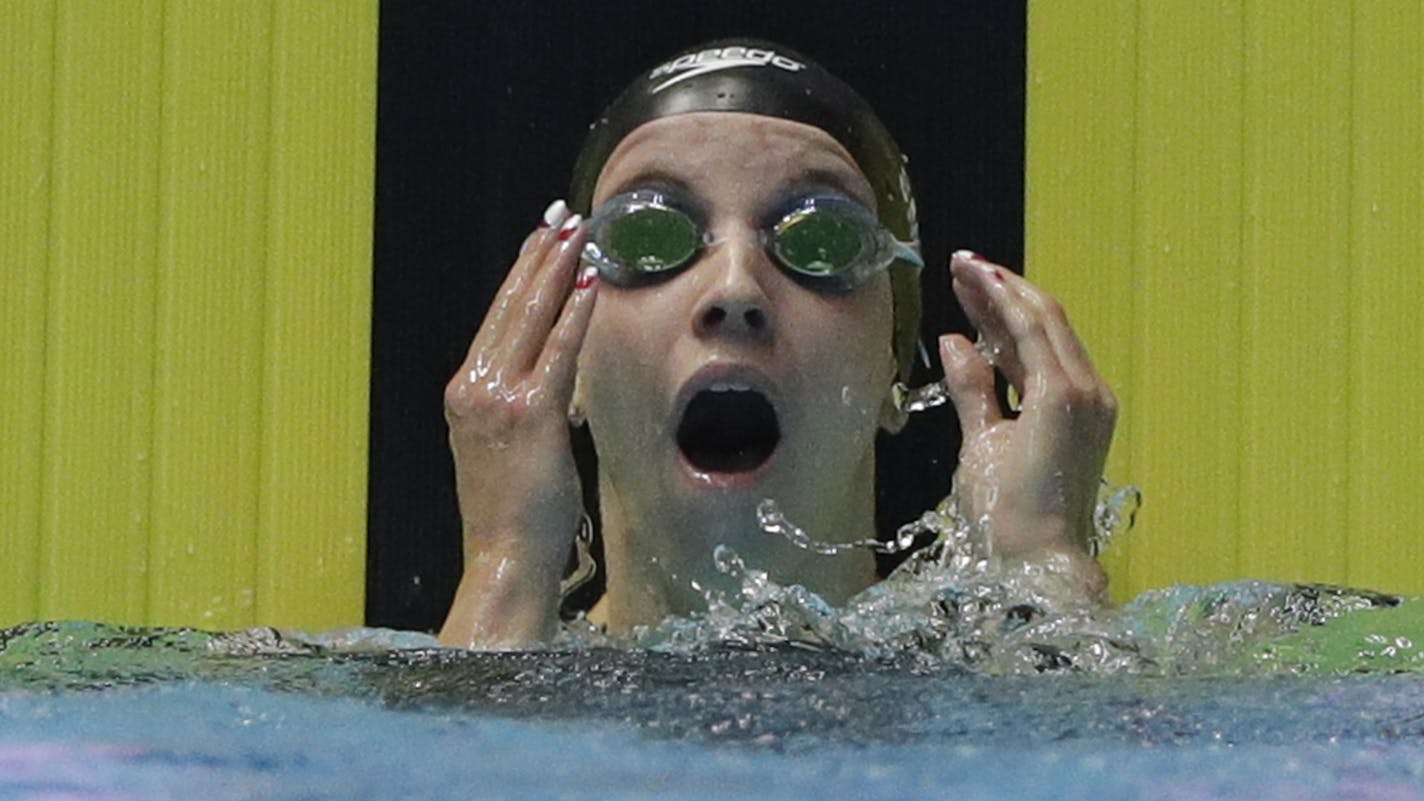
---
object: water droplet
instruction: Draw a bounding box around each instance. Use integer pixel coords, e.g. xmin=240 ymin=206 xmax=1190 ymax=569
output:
xmin=892 ymin=381 xmax=950 ymax=413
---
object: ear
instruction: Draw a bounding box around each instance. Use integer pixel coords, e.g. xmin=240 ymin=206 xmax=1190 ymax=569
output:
xmin=877 ymin=377 xmax=908 ymax=434
xmin=568 ymin=366 xmax=588 ymax=427
xmin=878 ymin=393 xmax=908 ymax=434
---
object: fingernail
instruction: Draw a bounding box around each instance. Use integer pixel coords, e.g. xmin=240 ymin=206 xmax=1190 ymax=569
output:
xmin=575 ymin=265 xmax=599 ymax=290
xmin=953 ymin=250 xmax=1005 ymax=282
xmin=557 ymin=213 xmax=582 ymax=242
xmin=949 ymin=250 xmax=983 ymax=280
xmin=940 ymin=335 xmax=966 ymax=364
xmin=541 ymin=199 xmax=569 ymax=229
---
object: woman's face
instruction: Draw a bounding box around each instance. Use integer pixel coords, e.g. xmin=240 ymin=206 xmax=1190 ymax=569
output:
xmin=577 ymin=112 xmax=898 ymax=531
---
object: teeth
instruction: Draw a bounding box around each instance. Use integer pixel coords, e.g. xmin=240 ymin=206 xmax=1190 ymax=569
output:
xmin=709 ymin=381 xmax=753 ymax=393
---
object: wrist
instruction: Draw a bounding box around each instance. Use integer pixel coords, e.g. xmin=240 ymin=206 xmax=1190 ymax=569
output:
xmin=439 ymin=537 xmax=566 ymax=650
xmin=461 ymin=521 xmax=571 ymax=584
xmin=976 ymin=512 xmax=1107 ymax=604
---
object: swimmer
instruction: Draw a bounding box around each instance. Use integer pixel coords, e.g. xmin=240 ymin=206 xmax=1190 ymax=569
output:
xmin=439 ymin=40 xmax=1116 ymax=649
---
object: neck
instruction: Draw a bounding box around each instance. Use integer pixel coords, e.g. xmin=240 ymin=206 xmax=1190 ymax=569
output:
xmin=587 ymin=459 xmax=879 ymax=634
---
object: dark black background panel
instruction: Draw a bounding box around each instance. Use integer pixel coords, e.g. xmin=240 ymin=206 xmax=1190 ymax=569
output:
xmin=369 ymin=1 xmax=1027 ymax=631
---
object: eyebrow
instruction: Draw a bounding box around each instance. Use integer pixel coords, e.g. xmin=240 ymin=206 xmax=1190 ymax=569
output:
xmin=604 ymin=167 xmax=694 ymax=202
xmin=780 ymin=168 xmax=876 ymax=209
xmin=603 ymin=164 xmax=876 ymax=212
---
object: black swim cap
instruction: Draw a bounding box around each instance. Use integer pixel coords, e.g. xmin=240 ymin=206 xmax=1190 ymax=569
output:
xmin=569 ymin=39 xmax=922 ymax=379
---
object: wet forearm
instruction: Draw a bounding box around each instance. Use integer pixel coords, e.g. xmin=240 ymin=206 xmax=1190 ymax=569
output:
xmin=438 ymin=536 xmax=564 ymax=649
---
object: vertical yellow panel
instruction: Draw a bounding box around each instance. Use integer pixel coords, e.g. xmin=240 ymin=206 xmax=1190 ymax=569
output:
xmin=145 ymin=1 xmax=273 ymax=628
xmin=39 ymin=0 xmax=164 ymax=622
xmin=1024 ymin=1 xmax=1140 ymax=599
xmin=256 ymin=0 xmax=376 ymax=628
xmin=0 ymin=1 xmax=55 ymax=625
xmin=1237 ymin=3 xmax=1352 ymax=584
xmin=2 ymin=0 xmax=374 ymax=629
xmin=1030 ymin=1 xmax=1424 ymax=599
xmin=1125 ymin=2 xmax=1246 ymax=590
xmin=1348 ymin=2 xmax=1424 ymax=593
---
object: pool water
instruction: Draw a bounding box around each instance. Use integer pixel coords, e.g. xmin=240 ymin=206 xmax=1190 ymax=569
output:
xmin=5 ymin=579 xmax=1424 ymax=801
xmin=5 ymin=486 xmax=1423 ymax=799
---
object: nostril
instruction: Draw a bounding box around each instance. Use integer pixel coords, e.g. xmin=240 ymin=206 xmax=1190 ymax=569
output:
xmin=699 ymin=303 xmax=769 ymax=337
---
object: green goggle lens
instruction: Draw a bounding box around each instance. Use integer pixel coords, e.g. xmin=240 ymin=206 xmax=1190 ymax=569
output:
xmin=601 ymin=205 xmax=700 ymax=273
xmin=585 ymin=191 xmax=918 ymax=289
xmin=771 ymin=206 xmax=866 ymax=276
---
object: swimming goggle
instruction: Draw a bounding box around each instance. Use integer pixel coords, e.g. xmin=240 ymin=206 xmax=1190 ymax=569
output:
xmin=581 ymin=190 xmax=924 ymax=293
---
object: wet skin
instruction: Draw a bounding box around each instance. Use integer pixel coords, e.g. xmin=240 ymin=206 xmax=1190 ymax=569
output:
xmin=575 ymin=114 xmax=900 ymax=629
xmin=440 ymin=112 xmax=1113 ymax=649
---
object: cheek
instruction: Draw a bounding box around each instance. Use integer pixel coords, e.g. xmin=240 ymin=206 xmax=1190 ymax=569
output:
xmin=793 ymin=285 xmax=897 ymax=422
xmin=808 ymin=282 xmax=895 ymax=375
xmin=578 ymin=293 xmax=665 ymax=417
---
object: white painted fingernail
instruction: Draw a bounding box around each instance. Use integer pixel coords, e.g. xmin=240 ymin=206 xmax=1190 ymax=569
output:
xmin=556 ymin=213 xmax=582 ymax=241
xmin=541 ymin=199 xmax=569 ymax=229
xmin=954 ymin=250 xmax=1005 ymax=282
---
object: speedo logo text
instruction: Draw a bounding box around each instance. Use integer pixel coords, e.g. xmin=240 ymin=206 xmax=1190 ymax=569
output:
xmin=649 ymin=47 xmax=806 ymax=93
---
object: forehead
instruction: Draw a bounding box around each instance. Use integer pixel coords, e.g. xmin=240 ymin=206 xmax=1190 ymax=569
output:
xmin=591 ymin=112 xmax=874 ymax=208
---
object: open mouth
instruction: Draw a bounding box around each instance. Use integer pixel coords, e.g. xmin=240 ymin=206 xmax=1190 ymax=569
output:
xmin=675 ymin=386 xmax=781 ymax=474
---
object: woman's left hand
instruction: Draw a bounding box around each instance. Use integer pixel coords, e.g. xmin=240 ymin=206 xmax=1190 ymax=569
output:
xmin=939 ymin=251 xmax=1117 ymax=600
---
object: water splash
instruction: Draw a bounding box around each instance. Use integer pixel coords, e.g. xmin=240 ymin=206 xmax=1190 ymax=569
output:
xmin=1090 ymin=480 xmax=1142 ymax=556
xmin=892 ymin=339 xmax=1003 ymax=414
xmin=758 ymin=479 xmax=1141 ymax=562
xmin=560 ymin=479 xmax=1419 ymax=677
xmin=5 ymin=501 xmax=1413 ymax=683
xmin=891 ymin=380 xmax=950 ymax=413
xmin=610 ymin=550 xmax=1412 ymax=677
xmin=755 ymin=499 xmax=922 ymax=556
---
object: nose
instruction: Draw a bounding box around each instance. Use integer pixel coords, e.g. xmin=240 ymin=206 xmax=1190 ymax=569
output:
xmin=691 ymin=235 xmax=775 ymax=343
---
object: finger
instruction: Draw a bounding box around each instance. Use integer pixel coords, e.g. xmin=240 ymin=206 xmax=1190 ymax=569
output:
xmin=991 ymin=266 xmax=1103 ymax=393
xmin=521 ymin=199 xmax=570 ymax=256
xmin=480 ymin=200 xmax=572 ymax=345
xmin=951 ymin=251 xmax=1069 ymax=400
xmin=939 ymin=332 xmax=1002 ymax=439
xmin=535 ymin=265 xmax=600 ymax=398
xmin=986 ymin=263 xmax=1118 ymax=430
xmin=989 ymin=268 xmax=1120 ymax=445
xmin=505 ymin=214 xmax=585 ymax=371
xmin=949 ymin=251 xmax=1030 ymax=390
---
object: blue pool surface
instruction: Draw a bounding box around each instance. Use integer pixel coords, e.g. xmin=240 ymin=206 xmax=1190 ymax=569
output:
xmin=4 ymin=608 xmax=1424 ymax=800
xmin=4 ymin=679 xmax=1424 ymax=801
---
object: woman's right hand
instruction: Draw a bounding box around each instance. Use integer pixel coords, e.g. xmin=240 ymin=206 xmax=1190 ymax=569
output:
xmin=439 ymin=200 xmax=599 ymax=649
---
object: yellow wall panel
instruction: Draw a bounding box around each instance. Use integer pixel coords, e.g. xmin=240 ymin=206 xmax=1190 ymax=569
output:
xmin=1237 ymin=3 xmax=1354 ymax=585
xmin=0 ymin=0 xmax=375 ymax=630
xmin=0 ymin=1 xmax=56 ymax=623
xmin=1028 ymin=0 xmax=1424 ymax=600
xmin=255 ymin=2 xmax=375 ymax=629
xmin=1128 ymin=1 xmax=1249 ymax=590
xmin=40 ymin=0 xmax=164 ymax=623
xmin=146 ymin=1 xmax=273 ymax=628
xmin=1348 ymin=2 xmax=1424 ymax=591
